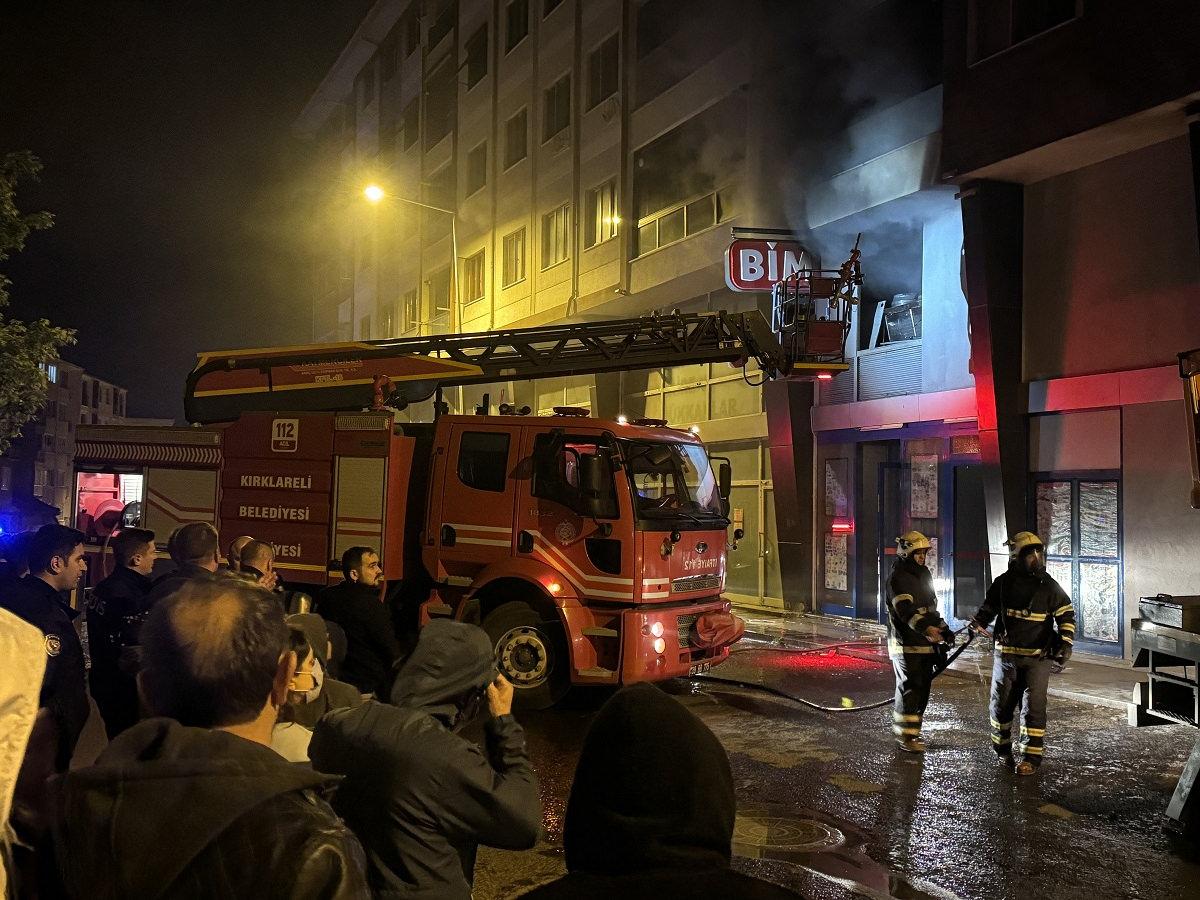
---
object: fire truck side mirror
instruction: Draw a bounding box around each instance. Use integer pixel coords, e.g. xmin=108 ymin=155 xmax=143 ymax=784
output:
xmin=715 ymin=459 xmax=732 ymax=500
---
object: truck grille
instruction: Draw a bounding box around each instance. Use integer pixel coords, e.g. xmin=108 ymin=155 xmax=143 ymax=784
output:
xmin=676 ymin=613 xmax=700 ymax=648
xmin=671 ymin=574 xmax=721 ymax=593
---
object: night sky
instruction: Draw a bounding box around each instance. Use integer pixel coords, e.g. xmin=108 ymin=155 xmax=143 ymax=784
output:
xmin=1 ymin=1 xmax=371 ymax=420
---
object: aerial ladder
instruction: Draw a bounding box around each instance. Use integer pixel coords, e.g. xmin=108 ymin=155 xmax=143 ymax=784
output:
xmin=184 ymin=241 xmax=862 ymax=423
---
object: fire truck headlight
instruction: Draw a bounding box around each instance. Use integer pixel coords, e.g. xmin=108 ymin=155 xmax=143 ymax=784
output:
xmin=547 ymin=582 xmax=563 ymax=595
xmin=650 ymin=621 xmax=664 ymax=638
xmin=652 ymin=637 xmax=667 ymax=654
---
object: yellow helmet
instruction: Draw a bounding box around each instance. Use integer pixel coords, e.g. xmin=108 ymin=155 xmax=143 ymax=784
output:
xmin=896 ymin=531 xmax=932 ymax=559
xmin=1005 ymin=531 xmax=1044 ymax=559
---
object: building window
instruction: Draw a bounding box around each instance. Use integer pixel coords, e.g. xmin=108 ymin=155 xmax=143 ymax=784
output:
xmin=401 ymin=98 xmax=420 ymax=150
xmin=587 ymin=34 xmax=619 ymax=109
xmin=1033 ymin=475 xmax=1122 ymax=653
xmin=429 ymin=2 xmax=456 ymax=47
xmin=355 ymin=62 xmax=376 ymax=110
xmin=505 ymin=0 xmax=529 ymax=52
xmin=41 ymin=362 xmax=58 ymax=384
xmin=541 ymin=204 xmax=570 ymax=269
xmin=504 ymin=108 xmax=528 ymax=168
xmin=403 ymin=288 xmax=419 ymax=330
xmin=404 ymin=8 xmax=421 ymax=56
xmin=465 ymin=24 xmax=488 ymax=89
xmin=544 ymin=0 xmax=566 ymax=16
xmin=380 ymin=29 xmax=398 ymax=82
xmin=543 ymin=74 xmax=571 ymax=142
xmin=502 ymin=228 xmax=526 ymax=287
xmin=379 ymin=303 xmax=395 ymax=338
xmin=425 ymin=58 xmax=456 ymax=149
xmin=457 ymin=432 xmax=510 ymax=492
xmin=466 ymin=142 xmax=487 ymax=196
xmin=970 ymin=0 xmax=1080 ymax=62
xmin=360 ymin=314 xmax=372 ymax=340
xmin=426 ymin=267 xmax=452 ymax=327
xmin=585 ymin=179 xmax=618 ymax=248
xmin=462 ymin=250 xmax=486 ymax=306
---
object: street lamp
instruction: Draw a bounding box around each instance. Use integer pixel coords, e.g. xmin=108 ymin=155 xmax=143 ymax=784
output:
xmin=362 ymin=183 xmax=460 ymax=333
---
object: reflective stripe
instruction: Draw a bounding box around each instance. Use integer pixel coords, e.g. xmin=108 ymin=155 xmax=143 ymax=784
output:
xmin=996 ymin=645 xmax=1044 ymax=656
xmin=1022 ymin=746 xmax=1044 ymax=755
xmin=890 ymin=593 xmax=914 ymax=609
xmin=893 ymin=726 xmax=921 ymax=736
xmin=1061 ymin=635 xmax=1074 ymax=645
xmin=1005 ymin=609 xmax=1047 ymax=622
xmin=889 ymin=641 xmax=934 ymax=655
xmin=1054 ymin=604 xmax=1074 ymax=617
xmin=1060 ymin=622 xmax=1076 ymax=633
xmin=991 ymin=734 xmax=1010 ymax=744
xmin=894 ymin=713 xmax=921 ymax=722
xmin=907 ymin=613 xmax=927 ymax=630
xmin=1020 ymin=727 xmax=1046 ymax=737
xmin=990 ymin=718 xmax=1011 ymax=730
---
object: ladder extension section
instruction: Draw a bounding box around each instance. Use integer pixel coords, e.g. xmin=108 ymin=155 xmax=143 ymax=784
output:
xmin=185 ymin=310 xmax=788 ymax=424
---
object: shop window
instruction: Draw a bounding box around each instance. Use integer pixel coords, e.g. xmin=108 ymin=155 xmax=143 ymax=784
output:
xmin=458 ymin=432 xmax=510 ymax=492
xmin=1033 ymin=476 xmax=1121 ymax=651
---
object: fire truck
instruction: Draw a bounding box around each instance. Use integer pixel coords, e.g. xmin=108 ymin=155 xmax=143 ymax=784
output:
xmin=72 ymin=247 xmax=859 ymax=707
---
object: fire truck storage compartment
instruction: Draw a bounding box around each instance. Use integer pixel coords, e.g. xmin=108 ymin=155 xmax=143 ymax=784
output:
xmin=144 ymin=467 xmax=218 ymax=536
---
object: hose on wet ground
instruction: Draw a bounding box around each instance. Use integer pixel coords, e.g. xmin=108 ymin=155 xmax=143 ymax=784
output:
xmin=688 ymin=626 xmax=976 ymax=714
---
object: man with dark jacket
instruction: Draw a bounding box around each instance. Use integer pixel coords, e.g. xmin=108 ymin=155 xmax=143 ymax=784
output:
xmin=885 ymin=531 xmax=952 ymax=753
xmin=971 ymin=531 xmax=1075 ymax=776
xmin=519 ymin=683 xmax=799 ymax=899
xmin=310 ymin=619 xmax=541 ymax=899
xmin=56 ymin=577 xmax=369 ymax=899
xmin=146 ymin=521 xmax=220 ymax=604
xmin=316 ymin=546 xmax=402 ymax=695
xmin=0 ymin=523 xmax=90 ymax=771
xmin=85 ymin=527 xmax=156 ymax=737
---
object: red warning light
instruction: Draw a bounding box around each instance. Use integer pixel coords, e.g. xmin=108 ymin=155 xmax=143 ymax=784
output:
xmin=831 ymin=521 xmax=854 ymax=533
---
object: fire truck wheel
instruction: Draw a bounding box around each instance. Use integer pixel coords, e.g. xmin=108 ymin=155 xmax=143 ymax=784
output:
xmin=484 ymin=601 xmax=569 ymax=710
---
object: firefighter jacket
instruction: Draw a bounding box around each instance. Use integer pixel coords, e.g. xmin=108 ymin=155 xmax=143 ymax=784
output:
xmin=886 ymin=557 xmax=948 ymax=657
xmin=975 ymin=563 xmax=1075 ymax=656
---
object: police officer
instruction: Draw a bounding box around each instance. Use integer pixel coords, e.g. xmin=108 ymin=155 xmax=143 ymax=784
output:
xmin=0 ymin=523 xmax=90 ymax=770
xmin=886 ymin=531 xmax=951 ymax=752
xmin=971 ymin=531 xmax=1075 ymax=776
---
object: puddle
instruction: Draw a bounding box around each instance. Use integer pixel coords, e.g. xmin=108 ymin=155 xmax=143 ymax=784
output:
xmin=1038 ymin=802 xmax=1075 ymax=820
xmin=733 ymin=805 xmax=963 ymax=900
xmin=828 ymin=774 xmax=886 ymax=794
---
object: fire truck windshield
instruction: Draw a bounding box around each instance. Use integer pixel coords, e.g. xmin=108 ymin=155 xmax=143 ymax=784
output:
xmin=621 ymin=439 xmax=725 ymax=522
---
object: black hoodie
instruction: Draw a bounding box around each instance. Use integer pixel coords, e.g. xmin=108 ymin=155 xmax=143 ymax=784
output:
xmin=520 ymin=683 xmax=800 ymax=900
xmin=310 ymin=619 xmax=541 ymax=899
xmin=56 ymin=718 xmax=368 ymax=900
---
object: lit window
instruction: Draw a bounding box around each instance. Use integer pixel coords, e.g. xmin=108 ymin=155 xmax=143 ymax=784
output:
xmin=541 ymin=204 xmax=570 ymax=269
xmin=585 ymin=180 xmax=618 ymax=248
xmin=502 ymin=229 xmax=527 ymax=287
xmin=463 ymin=250 xmax=486 ymax=304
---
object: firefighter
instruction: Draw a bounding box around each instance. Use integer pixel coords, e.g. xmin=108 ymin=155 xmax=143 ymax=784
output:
xmin=886 ymin=531 xmax=951 ymax=752
xmin=971 ymin=531 xmax=1075 ymax=776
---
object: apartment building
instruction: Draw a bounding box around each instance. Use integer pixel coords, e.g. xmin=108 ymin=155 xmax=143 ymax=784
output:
xmin=296 ymin=0 xmax=947 ymax=612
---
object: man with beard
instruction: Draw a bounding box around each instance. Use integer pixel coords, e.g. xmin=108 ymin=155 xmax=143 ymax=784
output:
xmin=971 ymin=531 xmax=1075 ymax=775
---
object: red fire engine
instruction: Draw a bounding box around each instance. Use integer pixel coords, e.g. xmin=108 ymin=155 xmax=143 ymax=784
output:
xmin=72 ymin=247 xmax=860 ymax=707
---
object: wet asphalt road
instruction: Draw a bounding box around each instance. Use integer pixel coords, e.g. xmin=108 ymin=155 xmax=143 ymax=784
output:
xmin=472 ymin=641 xmax=1200 ymax=899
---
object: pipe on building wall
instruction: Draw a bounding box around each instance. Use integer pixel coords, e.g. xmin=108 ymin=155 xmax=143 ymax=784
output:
xmin=959 ymin=179 xmax=1027 ymax=581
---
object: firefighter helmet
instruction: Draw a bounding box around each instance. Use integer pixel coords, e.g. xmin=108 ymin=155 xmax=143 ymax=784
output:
xmin=896 ymin=531 xmax=932 ymax=559
xmin=1005 ymin=531 xmax=1044 ymax=559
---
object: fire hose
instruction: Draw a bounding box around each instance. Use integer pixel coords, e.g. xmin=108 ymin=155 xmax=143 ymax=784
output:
xmin=688 ymin=625 xmax=978 ymax=713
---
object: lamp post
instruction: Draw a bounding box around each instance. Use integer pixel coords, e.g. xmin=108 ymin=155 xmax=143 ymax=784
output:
xmin=362 ymin=184 xmax=460 ymax=333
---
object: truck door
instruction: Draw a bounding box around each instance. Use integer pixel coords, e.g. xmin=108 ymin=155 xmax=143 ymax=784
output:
xmin=514 ymin=426 xmax=633 ymax=602
xmin=432 ymin=423 xmax=520 ymax=583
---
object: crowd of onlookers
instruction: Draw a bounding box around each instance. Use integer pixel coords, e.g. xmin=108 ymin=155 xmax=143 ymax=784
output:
xmin=0 ymin=521 xmax=802 ymax=899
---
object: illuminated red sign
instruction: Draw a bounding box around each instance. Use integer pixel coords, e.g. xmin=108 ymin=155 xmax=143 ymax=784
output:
xmin=724 ymin=237 xmax=811 ymax=293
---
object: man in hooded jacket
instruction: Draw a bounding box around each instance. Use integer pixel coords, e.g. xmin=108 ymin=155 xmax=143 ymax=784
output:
xmin=519 ymin=682 xmax=799 ymax=899
xmin=309 ymin=618 xmax=541 ymax=899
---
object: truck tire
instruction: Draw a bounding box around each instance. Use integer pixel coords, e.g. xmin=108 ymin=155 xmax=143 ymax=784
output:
xmin=483 ymin=600 xmax=570 ymax=710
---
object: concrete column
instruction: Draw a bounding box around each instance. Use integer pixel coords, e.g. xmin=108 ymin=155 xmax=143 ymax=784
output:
xmin=764 ymin=378 xmax=814 ymax=612
xmin=959 ymin=180 xmax=1026 ymax=580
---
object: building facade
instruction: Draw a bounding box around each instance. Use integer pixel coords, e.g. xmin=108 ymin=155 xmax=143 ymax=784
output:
xmin=1 ymin=360 xmax=166 ymax=530
xmin=296 ymin=0 xmax=947 ymax=612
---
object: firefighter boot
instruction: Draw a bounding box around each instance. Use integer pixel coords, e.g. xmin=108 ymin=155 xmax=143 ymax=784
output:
xmin=897 ymin=735 xmax=926 ymax=753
